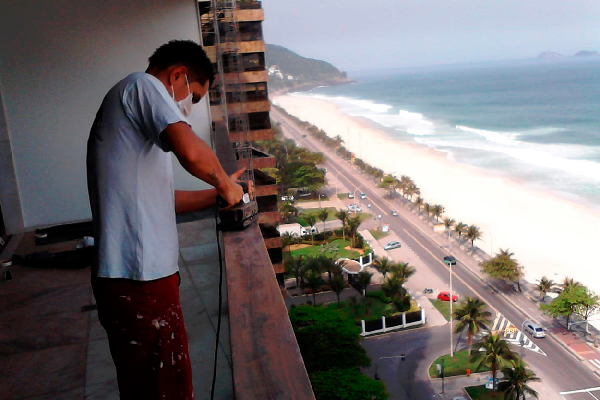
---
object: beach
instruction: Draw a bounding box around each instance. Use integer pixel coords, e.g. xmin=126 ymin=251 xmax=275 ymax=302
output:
xmin=273 ymin=93 xmax=600 ymax=293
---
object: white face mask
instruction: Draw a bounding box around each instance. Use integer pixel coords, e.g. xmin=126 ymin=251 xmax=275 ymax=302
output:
xmin=171 ymin=74 xmax=193 ymax=117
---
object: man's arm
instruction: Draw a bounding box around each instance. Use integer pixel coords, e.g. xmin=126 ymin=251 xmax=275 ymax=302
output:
xmin=174 ymin=189 xmax=218 ymax=214
xmin=161 ymin=122 xmax=243 ymax=206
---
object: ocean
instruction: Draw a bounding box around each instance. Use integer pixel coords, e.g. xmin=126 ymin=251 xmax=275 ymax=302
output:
xmin=304 ymin=57 xmax=600 ymax=212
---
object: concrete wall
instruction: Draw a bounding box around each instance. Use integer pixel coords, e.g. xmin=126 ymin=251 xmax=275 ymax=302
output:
xmin=0 ymin=0 xmax=213 ymax=233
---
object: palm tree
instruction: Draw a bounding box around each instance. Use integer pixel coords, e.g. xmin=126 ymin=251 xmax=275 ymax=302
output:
xmin=432 ymin=204 xmax=444 ymax=222
xmin=414 ymin=196 xmax=424 ymax=213
xmin=466 ymin=225 xmax=483 ymax=252
xmin=562 ymin=276 xmax=582 ymax=291
xmin=423 ymin=203 xmax=432 ymax=219
xmin=536 ymin=276 xmax=557 ymax=302
xmin=453 ymin=297 xmax=492 ymax=355
xmin=281 ymin=231 xmax=297 ymax=253
xmin=304 ymin=269 xmax=325 ymax=305
xmin=455 ymin=222 xmax=467 ymax=245
xmin=306 ymin=215 xmax=317 ymax=245
xmin=346 ymin=215 xmax=361 ymax=248
xmin=329 ymin=274 xmax=346 ymax=307
xmin=373 ymin=256 xmax=394 ymax=280
xmin=390 ymin=262 xmax=416 ymax=295
xmin=443 ymin=217 xmax=455 ymax=238
xmin=470 ymin=333 xmax=516 ymax=390
xmin=284 ymin=255 xmax=305 ymax=290
xmin=356 ymin=270 xmax=373 ymax=296
xmin=498 ymin=358 xmax=540 ymax=399
xmin=382 ymin=276 xmax=404 ymax=309
xmin=318 ymin=208 xmax=329 ymax=233
xmin=318 ymin=254 xmax=336 ymax=282
xmin=336 ymin=210 xmax=349 ymax=241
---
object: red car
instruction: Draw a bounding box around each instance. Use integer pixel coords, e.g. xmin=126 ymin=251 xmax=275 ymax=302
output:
xmin=437 ymin=291 xmax=458 ymax=302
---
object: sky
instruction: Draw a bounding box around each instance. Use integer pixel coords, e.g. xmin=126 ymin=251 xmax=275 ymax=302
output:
xmin=262 ymin=0 xmax=600 ymax=72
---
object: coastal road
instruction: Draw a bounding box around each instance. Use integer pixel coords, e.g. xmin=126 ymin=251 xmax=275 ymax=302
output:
xmin=272 ymin=107 xmax=600 ymax=399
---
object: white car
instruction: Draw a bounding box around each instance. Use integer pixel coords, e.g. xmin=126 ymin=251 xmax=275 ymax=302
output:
xmin=348 ymin=204 xmax=362 ymax=212
xmin=391 ymin=210 xmax=398 ymax=216
xmin=524 ymin=321 xmax=546 ymax=338
xmin=348 ymin=192 xmax=355 ymax=199
xmin=384 ymin=241 xmax=402 ymax=250
xmin=281 ymin=195 xmax=295 ymax=202
xmin=360 ymin=193 xmax=367 ymax=199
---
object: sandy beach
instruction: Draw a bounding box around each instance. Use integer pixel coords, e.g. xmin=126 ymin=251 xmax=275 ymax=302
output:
xmin=273 ymin=93 xmax=600 ymax=293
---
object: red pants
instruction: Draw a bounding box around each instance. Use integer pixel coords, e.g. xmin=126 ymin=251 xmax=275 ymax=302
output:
xmin=92 ymin=273 xmax=194 ymax=400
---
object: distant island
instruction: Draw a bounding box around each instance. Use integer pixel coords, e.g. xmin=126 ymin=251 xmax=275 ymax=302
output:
xmin=265 ymin=44 xmax=352 ymax=93
xmin=537 ymin=50 xmax=598 ymax=59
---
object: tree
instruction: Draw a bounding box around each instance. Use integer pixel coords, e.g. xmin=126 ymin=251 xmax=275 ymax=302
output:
xmin=497 ymin=358 xmax=540 ymax=399
xmin=390 ymin=262 xmax=416 ymax=296
xmin=304 ymin=269 xmax=325 ymax=305
xmin=346 ymin=215 xmax=361 ymax=248
xmin=281 ymin=231 xmax=297 ymax=253
xmin=288 ymin=305 xmax=371 ymax=373
xmin=541 ymin=285 xmax=589 ymax=330
xmin=336 ymin=210 xmax=349 ymax=242
xmin=466 ymin=225 xmax=483 ymax=252
xmin=480 ymin=249 xmax=523 ymax=291
xmin=536 ymin=276 xmax=557 ymax=302
xmin=373 ymin=256 xmax=394 ymax=280
xmin=285 ymin=254 xmax=304 ymax=290
xmin=329 ymin=274 xmax=346 ymax=307
xmin=432 ymin=204 xmax=444 ymax=222
xmin=414 ymin=197 xmax=424 ymax=214
xmin=356 ymin=270 xmax=373 ymax=296
xmin=453 ymin=297 xmax=492 ymax=355
xmin=470 ymin=333 xmax=516 ymax=390
xmin=455 ymin=222 xmax=467 ymax=245
xmin=574 ymin=289 xmax=600 ymax=334
xmin=309 ymin=368 xmax=388 ymax=400
xmin=443 ymin=217 xmax=455 ymax=238
xmin=306 ymin=215 xmax=317 ymax=245
xmin=562 ymin=277 xmax=582 ymax=291
xmin=423 ymin=203 xmax=432 ymax=219
xmin=381 ymin=275 xmax=402 ymax=300
xmin=318 ymin=208 xmax=329 ymax=233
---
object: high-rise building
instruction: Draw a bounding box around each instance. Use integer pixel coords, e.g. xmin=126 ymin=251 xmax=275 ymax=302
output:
xmin=197 ymin=0 xmax=284 ymax=282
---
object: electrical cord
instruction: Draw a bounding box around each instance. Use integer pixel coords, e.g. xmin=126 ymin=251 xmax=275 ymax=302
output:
xmin=211 ymin=206 xmax=224 ymax=400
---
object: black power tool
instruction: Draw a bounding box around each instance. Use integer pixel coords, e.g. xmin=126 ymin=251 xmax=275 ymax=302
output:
xmin=217 ymin=182 xmax=258 ymax=231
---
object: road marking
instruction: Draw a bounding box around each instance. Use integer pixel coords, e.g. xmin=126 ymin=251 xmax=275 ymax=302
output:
xmin=487 ymin=314 xmax=547 ymax=356
xmin=590 ymin=359 xmax=600 ymax=369
xmin=401 ymin=228 xmax=498 ymax=314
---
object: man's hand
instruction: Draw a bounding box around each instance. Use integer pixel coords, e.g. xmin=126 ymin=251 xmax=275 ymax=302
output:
xmin=220 ymin=168 xmax=256 ymax=207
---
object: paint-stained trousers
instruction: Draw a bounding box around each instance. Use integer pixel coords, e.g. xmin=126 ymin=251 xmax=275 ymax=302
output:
xmin=92 ymin=273 xmax=194 ymax=400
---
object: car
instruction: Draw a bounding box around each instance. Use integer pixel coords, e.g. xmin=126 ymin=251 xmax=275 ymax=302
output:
xmin=437 ymin=291 xmax=458 ymax=302
xmin=443 ymin=255 xmax=457 ymax=266
xmin=523 ymin=321 xmax=546 ymax=338
xmin=360 ymin=193 xmax=367 ymax=199
xmin=348 ymin=205 xmax=363 ymax=212
xmin=384 ymin=241 xmax=402 ymax=250
xmin=453 ymin=397 xmax=467 ymax=400
xmin=348 ymin=192 xmax=355 ymax=199
xmin=391 ymin=210 xmax=398 ymax=216
xmin=280 ymin=195 xmax=295 ymax=202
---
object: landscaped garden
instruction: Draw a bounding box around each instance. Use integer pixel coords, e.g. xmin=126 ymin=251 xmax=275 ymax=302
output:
xmin=325 ymin=290 xmax=420 ymax=322
xmin=428 ymin=350 xmax=490 ymax=378
xmin=369 ymin=228 xmax=389 ymax=240
xmin=290 ymin=239 xmax=361 ymax=259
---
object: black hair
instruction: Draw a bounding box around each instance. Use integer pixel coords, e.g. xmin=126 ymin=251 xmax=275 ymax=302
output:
xmin=148 ymin=40 xmax=215 ymax=86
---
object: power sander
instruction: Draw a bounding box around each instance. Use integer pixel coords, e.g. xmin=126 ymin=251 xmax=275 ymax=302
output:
xmin=217 ymin=182 xmax=258 ymax=231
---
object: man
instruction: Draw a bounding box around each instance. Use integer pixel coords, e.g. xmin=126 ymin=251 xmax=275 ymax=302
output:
xmin=87 ymin=40 xmax=244 ymax=399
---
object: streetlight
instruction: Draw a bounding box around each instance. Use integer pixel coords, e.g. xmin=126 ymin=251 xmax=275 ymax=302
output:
xmin=318 ymin=193 xmax=323 ymax=209
xmin=443 ymin=255 xmax=457 ymax=357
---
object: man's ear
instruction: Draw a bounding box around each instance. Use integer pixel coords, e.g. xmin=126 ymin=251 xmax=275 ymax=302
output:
xmin=168 ymin=66 xmax=188 ymax=86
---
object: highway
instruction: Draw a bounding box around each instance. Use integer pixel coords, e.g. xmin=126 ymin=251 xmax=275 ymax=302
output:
xmin=272 ymin=107 xmax=600 ymax=399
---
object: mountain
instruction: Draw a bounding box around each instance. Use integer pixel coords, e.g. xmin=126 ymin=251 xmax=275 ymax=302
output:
xmin=574 ymin=50 xmax=598 ymax=57
xmin=537 ymin=51 xmax=563 ymax=60
xmin=265 ymin=44 xmax=352 ymax=92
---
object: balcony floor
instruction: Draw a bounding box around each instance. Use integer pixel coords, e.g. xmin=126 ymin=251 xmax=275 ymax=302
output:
xmin=0 ymin=215 xmax=232 ymax=399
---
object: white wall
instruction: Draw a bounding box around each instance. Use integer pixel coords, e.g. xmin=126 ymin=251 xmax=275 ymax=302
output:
xmin=0 ymin=0 xmax=213 ymax=233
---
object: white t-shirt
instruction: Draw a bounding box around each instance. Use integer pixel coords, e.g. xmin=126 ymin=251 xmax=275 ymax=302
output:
xmin=87 ymin=72 xmax=188 ymax=280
